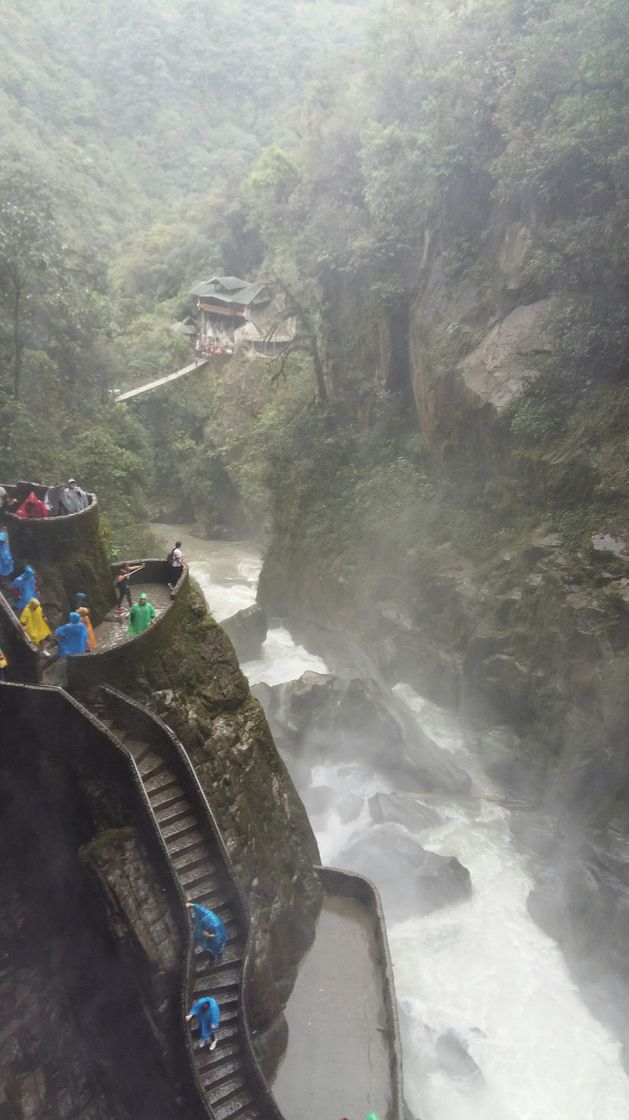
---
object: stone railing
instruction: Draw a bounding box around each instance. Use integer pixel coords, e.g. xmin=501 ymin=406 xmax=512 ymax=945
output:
xmin=317 ymin=865 xmax=405 ymax=1120
xmin=66 ymin=560 xmax=188 ymax=690
xmin=0 ymin=589 xmax=41 ymax=683
xmin=1 ymin=482 xmax=112 ymax=622
xmin=0 ymin=681 xmax=210 ymax=1120
xmin=100 ymin=686 xmax=285 ymax=1120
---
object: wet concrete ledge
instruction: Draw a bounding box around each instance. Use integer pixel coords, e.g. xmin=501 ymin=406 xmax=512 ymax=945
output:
xmin=66 ymin=559 xmax=188 ymax=690
xmin=272 ymin=865 xmax=404 ymax=1120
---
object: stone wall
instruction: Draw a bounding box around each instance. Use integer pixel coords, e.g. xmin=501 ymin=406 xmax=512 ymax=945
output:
xmin=3 ymin=483 xmax=113 ymax=623
xmin=0 ymin=683 xmax=204 ymax=1120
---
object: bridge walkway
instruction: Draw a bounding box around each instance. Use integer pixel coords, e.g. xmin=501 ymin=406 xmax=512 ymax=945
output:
xmin=99 ymin=693 xmax=278 ymax=1120
xmin=116 ymin=358 xmax=210 ymax=402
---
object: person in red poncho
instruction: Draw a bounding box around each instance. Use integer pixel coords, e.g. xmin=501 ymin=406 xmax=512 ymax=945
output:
xmin=16 ymin=491 xmax=48 ymax=519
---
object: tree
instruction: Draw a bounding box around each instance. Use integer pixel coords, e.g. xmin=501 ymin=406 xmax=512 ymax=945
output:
xmin=0 ymin=165 xmax=69 ymax=400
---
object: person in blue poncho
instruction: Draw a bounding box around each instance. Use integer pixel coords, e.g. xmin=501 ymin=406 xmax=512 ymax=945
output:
xmin=186 ymin=901 xmax=228 ymax=961
xmin=0 ymin=528 xmax=13 ymax=580
xmin=54 ymin=611 xmax=88 ymax=657
xmin=10 ymin=565 xmax=38 ymax=611
xmin=186 ymin=996 xmax=220 ymax=1051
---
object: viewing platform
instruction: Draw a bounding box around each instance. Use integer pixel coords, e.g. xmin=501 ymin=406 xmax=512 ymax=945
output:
xmin=272 ymin=867 xmax=402 ymax=1120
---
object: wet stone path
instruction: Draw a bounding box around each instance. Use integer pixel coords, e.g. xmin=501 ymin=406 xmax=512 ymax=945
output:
xmin=92 ymin=582 xmax=172 ymax=652
xmin=42 ymin=583 xmax=172 ymax=684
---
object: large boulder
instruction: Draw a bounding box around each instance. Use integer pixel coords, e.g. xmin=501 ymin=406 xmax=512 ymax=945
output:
xmin=369 ymin=792 xmax=441 ymax=832
xmin=455 ymin=300 xmax=550 ymax=412
xmin=337 ymin=826 xmax=471 ymax=920
xmin=222 ymin=602 xmax=267 ymax=661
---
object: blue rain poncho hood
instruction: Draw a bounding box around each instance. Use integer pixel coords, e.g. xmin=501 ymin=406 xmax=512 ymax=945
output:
xmin=10 ymin=566 xmax=37 ymax=611
xmin=0 ymin=529 xmax=13 ymax=577
xmin=190 ymin=903 xmax=227 ymax=955
xmin=188 ymin=997 xmax=220 ymax=1038
xmin=55 ymin=614 xmax=88 ymax=657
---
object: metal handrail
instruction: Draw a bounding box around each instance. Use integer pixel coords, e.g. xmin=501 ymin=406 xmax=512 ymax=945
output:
xmin=100 ymin=686 xmax=285 ymax=1120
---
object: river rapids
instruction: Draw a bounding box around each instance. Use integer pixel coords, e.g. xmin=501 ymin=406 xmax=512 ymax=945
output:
xmin=152 ymin=525 xmax=629 ymax=1120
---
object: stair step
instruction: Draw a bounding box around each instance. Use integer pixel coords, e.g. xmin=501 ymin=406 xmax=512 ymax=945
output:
xmin=172 ymin=846 xmax=208 ymax=873
xmin=131 ymin=743 xmax=153 ymax=767
xmin=125 ymin=737 xmax=150 ymax=755
xmin=186 ymin=884 xmax=225 ymax=908
xmin=160 ymin=815 xmax=197 ymax=841
xmin=212 ymin=1092 xmax=254 ymax=1120
xmin=227 ymin=1107 xmax=259 ymax=1120
xmin=197 ymin=1052 xmax=241 ymax=1081
xmin=167 ymin=828 xmax=203 ymax=855
xmin=193 ymin=972 xmax=240 ymax=996
xmin=194 ymin=944 xmax=242 ymax=976
xmin=206 ymin=1075 xmax=249 ymax=1107
xmin=179 ymin=865 xmax=218 ymax=889
xmin=137 ymin=753 xmax=168 ymax=780
xmin=154 ymin=799 xmax=192 ymax=826
xmin=148 ymin=785 xmax=184 ymax=811
xmin=144 ymin=768 xmax=178 ymax=794
xmin=218 ymin=1004 xmax=239 ymax=1026
xmin=212 ymin=1022 xmax=239 ymax=1045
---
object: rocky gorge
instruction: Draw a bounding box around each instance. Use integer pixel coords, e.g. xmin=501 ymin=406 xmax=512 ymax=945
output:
xmin=255 ymin=202 xmax=629 ymax=1068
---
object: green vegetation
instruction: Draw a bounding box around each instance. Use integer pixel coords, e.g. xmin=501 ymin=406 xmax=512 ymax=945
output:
xmin=0 ymin=0 xmax=627 ymax=605
xmin=0 ymin=0 xmax=377 ymax=551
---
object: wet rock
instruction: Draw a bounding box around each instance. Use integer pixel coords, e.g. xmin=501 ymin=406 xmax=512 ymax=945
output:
xmin=222 ymin=602 xmax=267 ymax=661
xmin=456 ymin=300 xmax=551 ymax=411
xmin=337 ymin=826 xmax=471 ymax=919
xmin=368 ymin=792 xmax=441 ymax=832
xmin=262 ymin=670 xmax=472 ymax=796
xmin=467 ymin=652 xmax=531 ymax=722
xmin=283 ymin=671 xmax=338 ymax=723
xmin=590 ymin=533 xmax=628 ymax=563
xmin=335 ymin=677 xmax=408 ymax=757
xmin=301 ymin=785 xmax=336 ymax=817
xmin=509 ymin=811 xmax=556 ymax=858
xmin=337 ymin=792 xmax=362 ymax=824
xmin=476 ymin=725 xmax=528 ymax=790
xmin=279 ymin=748 xmax=313 ymax=793
xmin=404 ymin=753 xmax=471 ymax=796
xmin=436 ymin=1030 xmax=483 ymax=1084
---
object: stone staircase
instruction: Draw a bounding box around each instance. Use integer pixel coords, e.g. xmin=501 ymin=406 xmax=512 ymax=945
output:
xmin=99 ymin=703 xmax=277 ymax=1120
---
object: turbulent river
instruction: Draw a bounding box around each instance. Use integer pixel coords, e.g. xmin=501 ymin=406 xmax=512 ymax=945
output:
xmin=152 ymin=525 xmax=629 ymax=1120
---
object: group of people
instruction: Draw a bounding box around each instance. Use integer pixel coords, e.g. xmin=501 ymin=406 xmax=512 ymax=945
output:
xmin=194 ymin=336 xmax=234 ymax=363
xmin=0 ymin=479 xmax=89 ymax=520
xmin=185 ymin=902 xmax=228 ymax=1052
xmin=7 ymin=565 xmax=97 ymax=658
xmin=0 ymin=531 xmax=188 ymax=677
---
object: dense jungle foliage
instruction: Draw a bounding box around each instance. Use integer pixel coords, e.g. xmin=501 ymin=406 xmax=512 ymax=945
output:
xmin=0 ymin=0 xmax=627 ymax=575
xmin=0 ymin=0 xmax=375 ymax=550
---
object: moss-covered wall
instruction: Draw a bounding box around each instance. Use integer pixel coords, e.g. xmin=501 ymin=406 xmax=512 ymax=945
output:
xmin=71 ymin=572 xmax=322 ymax=1065
xmin=5 ymin=492 xmax=114 ymax=624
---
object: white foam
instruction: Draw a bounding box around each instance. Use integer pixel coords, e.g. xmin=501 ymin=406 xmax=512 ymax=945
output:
xmin=242 ymin=626 xmax=329 ymax=686
xmin=149 ymin=529 xmax=629 ymax=1120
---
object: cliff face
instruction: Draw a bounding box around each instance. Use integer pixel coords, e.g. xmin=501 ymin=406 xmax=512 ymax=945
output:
xmin=71 ymin=573 xmax=322 ymax=1069
xmin=3 ymin=489 xmax=322 ymax=1092
xmin=256 ymin=210 xmax=629 ymax=1053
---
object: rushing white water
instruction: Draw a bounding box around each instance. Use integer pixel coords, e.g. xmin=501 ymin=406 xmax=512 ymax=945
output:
xmin=152 ymin=525 xmax=629 ymax=1120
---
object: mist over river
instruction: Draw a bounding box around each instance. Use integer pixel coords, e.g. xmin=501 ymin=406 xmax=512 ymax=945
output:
xmin=152 ymin=525 xmax=629 ymax=1120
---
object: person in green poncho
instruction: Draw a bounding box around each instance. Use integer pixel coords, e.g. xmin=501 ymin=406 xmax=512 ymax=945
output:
xmin=127 ymin=592 xmax=156 ymax=637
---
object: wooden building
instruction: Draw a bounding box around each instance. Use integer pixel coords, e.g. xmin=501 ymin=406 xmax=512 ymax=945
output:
xmin=190 ymin=274 xmax=295 ymax=355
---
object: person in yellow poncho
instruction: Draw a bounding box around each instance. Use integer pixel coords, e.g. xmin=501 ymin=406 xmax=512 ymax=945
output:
xmin=77 ymin=605 xmax=97 ymax=650
xmin=20 ymin=598 xmax=51 ymax=646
